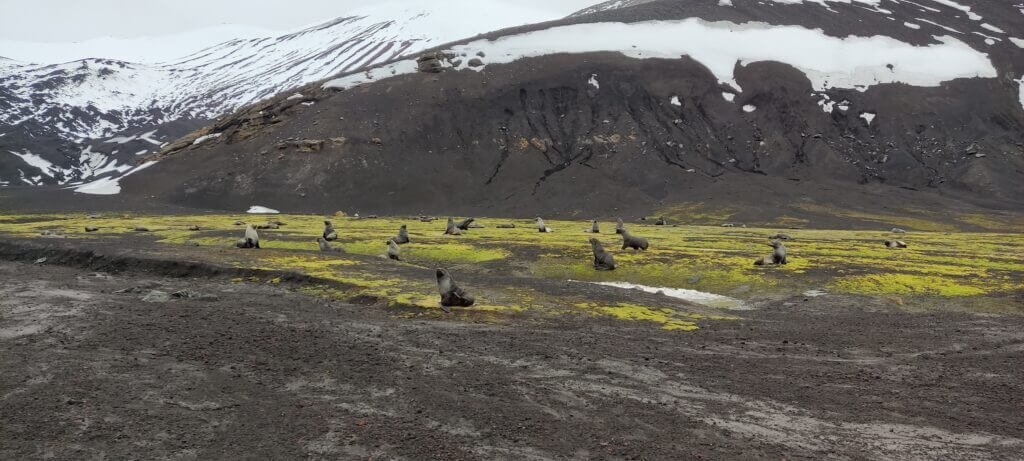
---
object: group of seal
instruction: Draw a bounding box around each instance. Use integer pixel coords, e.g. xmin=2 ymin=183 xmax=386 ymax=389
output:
xmin=585 ymin=219 xmax=652 ymax=270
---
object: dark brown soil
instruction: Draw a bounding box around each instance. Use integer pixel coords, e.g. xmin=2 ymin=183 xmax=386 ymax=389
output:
xmin=2 ymin=255 xmax=1022 ymax=459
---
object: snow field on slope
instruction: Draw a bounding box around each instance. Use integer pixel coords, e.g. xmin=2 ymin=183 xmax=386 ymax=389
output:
xmin=325 ymin=18 xmax=996 ymax=94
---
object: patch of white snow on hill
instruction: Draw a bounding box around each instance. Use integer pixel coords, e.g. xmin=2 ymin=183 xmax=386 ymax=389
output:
xmin=1009 ymin=38 xmax=1024 ymax=48
xmin=192 ymin=133 xmax=222 ymax=145
xmin=670 ymin=95 xmax=682 ymax=106
xmin=1017 ymin=77 xmax=1024 ymax=111
xmin=8 ymin=150 xmax=59 ymax=178
xmin=72 ymin=161 xmax=157 ymax=195
xmin=588 ymin=74 xmax=600 ymax=90
xmin=816 ymin=94 xmax=836 ymax=112
xmin=743 ymin=104 xmax=757 ymax=112
xmin=325 ymin=19 xmax=996 ymax=94
xmin=247 ymin=206 xmax=280 ymax=214
xmin=927 ymin=0 xmax=981 ymax=20
xmin=722 ymin=92 xmax=735 ymax=102
xmin=139 ymin=130 xmax=162 ymax=145
xmin=916 ymin=19 xmax=962 ymax=34
xmin=860 ymin=111 xmax=876 ymax=124
xmin=719 ymin=0 xmax=733 ymax=5
xmin=286 ymin=93 xmax=304 ymax=101
xmin=771 ymin=0 xmax=881 ymax=6
xmin=904 ymin=22 xmax=921 ymax=29
xmin=980 ymin=23 xmax=1004 ymax=34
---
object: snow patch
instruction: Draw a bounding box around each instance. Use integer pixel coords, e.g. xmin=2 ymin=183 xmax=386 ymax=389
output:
xmin=719 ymin=0 xmax=733 ymax=5
xmin=916 ymin=19 xmax=962 ymax=34
xmin=286 ymin=93 xmax=304 ymax=101
xmin=860 ymin=111 xmax=877 ymax=124
xmin=722 ymin=92 xmax=735 ymax=102
xmin=588 ymin=281 xmax=748 ymax=310
xmin=588 ymin=74 xmax=600 ymax=90
xmin=72 ymin=161 xmax=157 ymax=195
xmin=927 ymin=0 xmax=982 ymax=21
xmin=816 ymin=93 xmax=836 ymax=113
xmin=1017 ymin=77 xmax=1024 ymax=112
xmin=980 ymin=23 xmax=1004 ymax=34
xmin=670 ymin=95 xmax=682 ymax=106
xmin=743 ymin=104 xmax=757 ymax=112
xmin=324 ymin=19 xmax=996 ymax=95
xmin=903 ymin=22 xmax=921 ymax=29
xmin=1010 ymin=38 xmax=1024 ymax=48
xmin=247 ymin=206 xmax=280 ymax=214
xmin=8 ymin=150 xmax=57 ymax=178
xmin=192 ymin=132 xmax=222 ymax=145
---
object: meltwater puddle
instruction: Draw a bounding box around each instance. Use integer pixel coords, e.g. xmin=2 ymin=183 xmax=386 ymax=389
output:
xmin=575 ymin=280 xmax=750 ymax=310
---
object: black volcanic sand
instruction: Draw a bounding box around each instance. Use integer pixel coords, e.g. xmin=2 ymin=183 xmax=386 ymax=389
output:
xmin=2 ymin=246 xmax=1023 ymax=458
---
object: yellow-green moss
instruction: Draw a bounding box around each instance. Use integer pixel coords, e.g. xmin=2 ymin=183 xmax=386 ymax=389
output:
xmin=575 ymin=302 xmax=700 ymax=331
xmin=830 ymin=274 xmax=991 ymax=297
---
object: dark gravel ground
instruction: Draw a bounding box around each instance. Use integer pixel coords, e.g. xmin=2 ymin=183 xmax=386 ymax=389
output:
xmin=2 ymin=258 xmax=1022 ymax=459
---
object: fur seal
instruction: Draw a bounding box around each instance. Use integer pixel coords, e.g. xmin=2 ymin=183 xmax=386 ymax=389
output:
xmin=386 ymin=238 xmax=401 ymax=260
xmin=535 ymin=217 xmax=552 ymax=233
xmin=393 ymin=224 xmax=410 ymax=244
xmin=187 ymin=225 xmax=200 ymax=231
xmin=589 ymin=220 xmax=600 ymax=233
xmin=620 ymin=229 xmax=649 ymax=251
xmin=134 ymin=226 xmax=150 ymax=232
xmin=496 ymin=223 xmax=516 ymax=229
xmin=769 ymin=240 xmax=787 ymax=264
xmin=589 ymin=238 xmax=616 ymax=270
xmin=322 ymin=220 xmax=338 ymax=241
xmin=436 ymin=268 xmax=475 ymax=312
xmin=456 ymin=218 xmax=475 ymax=231
xmin=444 ymin=217 xmax=463 ymax=235
xmin=615 ymin=218 xmax=625 ymax=234
xmin=769 ymin=233 xmax=791 ymax=240
xmin=236 ymin=224 xmax=260 ymax=249
xmin=419 ymin=216 xmax=436 ymax=223
xmin=655 ymin=217 xmax=668 ymax=226
xmin=884 ymin=239 xmax=908 ymax=249
xmin=318 ymin=237 xmax=343 ymax=252
xmin=891 ymin=227 xmax=907 ymax=233
xmin=84 ymin=226 xmax=99 ymax=232
xmin=255 ymin=222 xmax=279 ymax=230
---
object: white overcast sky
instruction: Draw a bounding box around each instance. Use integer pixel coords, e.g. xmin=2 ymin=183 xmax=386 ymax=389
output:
xmin=0 ymin=0 xmax=597 ymax=42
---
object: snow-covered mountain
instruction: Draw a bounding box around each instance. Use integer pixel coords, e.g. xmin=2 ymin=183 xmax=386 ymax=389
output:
xmin=0 ymin=0 xmax=578 ymax=187
xmin=119 ymin=0 xmax=1024 ymax=215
